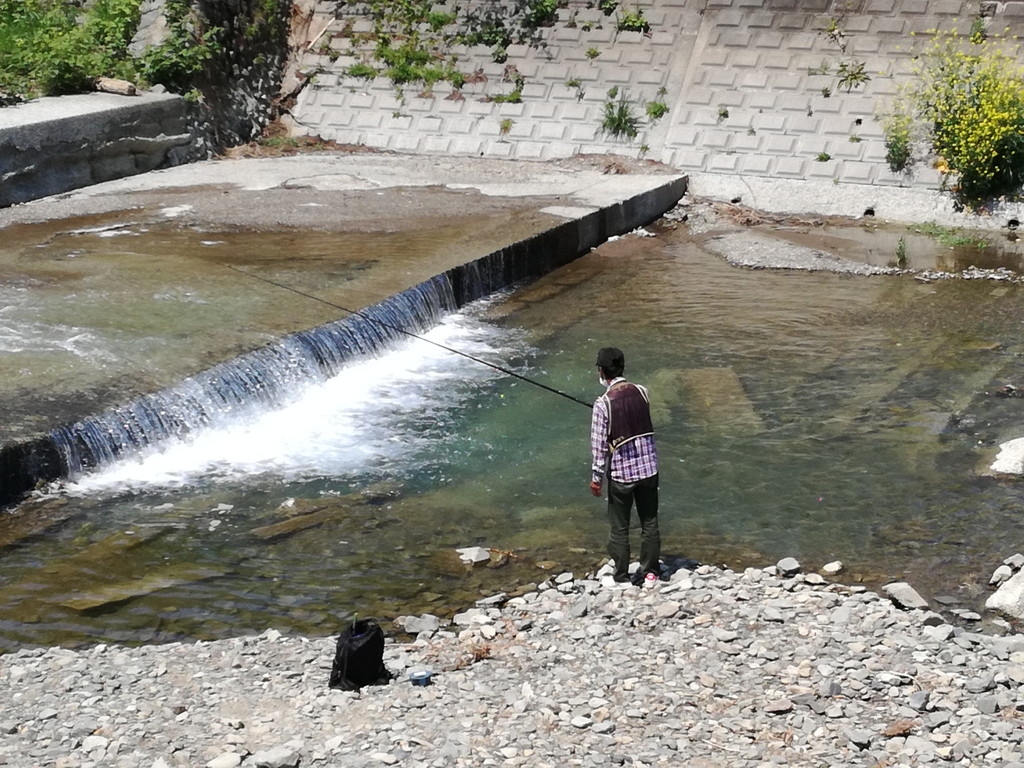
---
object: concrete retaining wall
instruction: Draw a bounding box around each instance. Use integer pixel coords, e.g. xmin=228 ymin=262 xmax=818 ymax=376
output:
xmin=0 ymin=92 xmax=190 ymax=208
xmin=290 ymin=0 xmax=1024 ymax=203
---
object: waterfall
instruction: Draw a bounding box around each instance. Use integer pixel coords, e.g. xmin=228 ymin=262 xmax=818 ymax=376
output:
xmin=49 ymin=274 xmax=459 ymax=477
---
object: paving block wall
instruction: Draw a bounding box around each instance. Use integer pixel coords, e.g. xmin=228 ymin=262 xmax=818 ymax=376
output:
xmin=290 ymin=0 xmax=1023 ymax=195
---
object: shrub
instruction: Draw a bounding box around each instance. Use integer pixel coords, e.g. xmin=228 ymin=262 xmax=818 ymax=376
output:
xmin=140 ymin=0 xmax=222 ymax=94
xmin=907 ymin=28 xmax=1024 ymax=205
xmin=525 ymin=0 xmax=558 ymax=28
xmin=0 ymin=0 xmax=142 ymax=98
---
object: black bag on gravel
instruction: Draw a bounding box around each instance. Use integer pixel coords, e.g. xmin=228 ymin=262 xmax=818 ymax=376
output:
xmin=328 ymin=618 xmax=391 ymax=690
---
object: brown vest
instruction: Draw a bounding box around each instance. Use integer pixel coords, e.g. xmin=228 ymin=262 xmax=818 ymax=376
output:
xmin=603 ymin=382 xmax=654 ymax=452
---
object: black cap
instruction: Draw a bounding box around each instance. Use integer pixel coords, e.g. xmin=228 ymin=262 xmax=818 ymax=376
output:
xmin=596 ymin=347 xmax=624 ymax=370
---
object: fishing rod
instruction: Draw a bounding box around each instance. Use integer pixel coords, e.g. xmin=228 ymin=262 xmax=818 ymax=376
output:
xmin=226 ymin=265 xmax=594 ymax=410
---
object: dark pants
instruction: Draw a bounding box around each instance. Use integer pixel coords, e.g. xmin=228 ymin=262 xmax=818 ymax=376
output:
xmin=606 ymin=473 xmax=660 ymax=579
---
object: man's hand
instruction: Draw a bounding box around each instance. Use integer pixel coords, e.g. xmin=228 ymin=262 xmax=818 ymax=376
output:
xmin=590 ymin=480 xmax=602 ymax=497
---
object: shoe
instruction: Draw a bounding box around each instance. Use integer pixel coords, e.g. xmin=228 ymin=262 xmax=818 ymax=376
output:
xmin=629 ymin=571 xmax=645 ymax=587
xmin=613 ymin=573 xmax=631 ymax=583
xmin=645 ymin=572 xmax=659 ymax=585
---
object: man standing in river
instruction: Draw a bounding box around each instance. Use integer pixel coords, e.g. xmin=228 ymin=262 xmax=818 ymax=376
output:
xmin=590 ymin=347 xmax=664 ymax=585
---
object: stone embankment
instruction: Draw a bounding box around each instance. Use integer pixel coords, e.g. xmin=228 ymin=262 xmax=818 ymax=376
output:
xmin=2 ymin=559 xmax=1023 ymax=768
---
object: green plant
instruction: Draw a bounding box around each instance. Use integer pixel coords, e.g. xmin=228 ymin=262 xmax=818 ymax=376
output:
xmin=426 ymin=11 xmax=456 ymax=32
xmin=347 ymin=62 xmax=378 ymax=80
xmin=646 ymin=100 xmax=668 ymax=120
xmin=585 ymin=47 xmax=600 ymax=60
xmin=617 ymin=7 xmax=649 ymax=33
xmin=638 ymin=143 xmax=650 ymax=158
xmin=600 ymin=89 xmax=640 ymax=140
xmin=0 ymin=0 xmax=142 ymax=98
xmin=835 ymin=60 xmax=870 ymax=92
xmin=905 ymin=27 xmax=1024 ymax=205
xmin=849 ymin=134 xmax=862 ymax=143
xmin=524 ymin=0 xmax=558 ymax=28
xmin=895 ymin=236 xmax=908 ymax=268
xmin=822 ymin=17 xmax=847 ymax=53
xmin=598 ymin=0 xmax=618 ymax=15
xmin=258 ymin=135 xmax=300 ymax=150
xmin=969 ymin=13 xmax=988 ymax=44
xmin=717 ymin=106 xmax=730 ymax=122
xmin=914 ymin=222 xmax=990 ymax=249
xmin=881 ymin=110 xmax=913 ymax=173
xmin=141 ymin=0 xmax=223 ymax=94
xmin=499 ymin=117 xmax=514 ymax=136
xmin=491 ymin=90 xmax=522 ymax=103
xmin=491 ymin=69 xmax=524 ymax=103
xmin=566 ymin=77 xmax=585 ymax=101
xmin=816 ymin=152 xmax=832 ymax=162
xmin=373 ymin=38 xmax=463 ymax=87
xmin=812 ymin=16 xmax=870 ymax=97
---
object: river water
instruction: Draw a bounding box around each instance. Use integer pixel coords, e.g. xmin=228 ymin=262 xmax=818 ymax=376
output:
xmin=2 ymin=218 xmax=1024 ymax=651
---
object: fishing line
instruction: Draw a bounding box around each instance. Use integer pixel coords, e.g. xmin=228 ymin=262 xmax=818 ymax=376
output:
xmin=226 ymin=265 xmax=593 ymax=410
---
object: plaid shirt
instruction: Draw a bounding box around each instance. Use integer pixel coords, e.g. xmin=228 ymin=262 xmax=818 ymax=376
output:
xmin=590 ymin=377 xmax=659 ymax=484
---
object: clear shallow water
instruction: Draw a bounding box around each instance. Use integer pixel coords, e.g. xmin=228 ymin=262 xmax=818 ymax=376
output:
xmin=4 ymin=224 xmax=1024 ymax=651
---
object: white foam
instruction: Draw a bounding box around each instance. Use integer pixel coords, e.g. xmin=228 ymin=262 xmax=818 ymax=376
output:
xmin=66 ymin=311 xmax=525 ymax=494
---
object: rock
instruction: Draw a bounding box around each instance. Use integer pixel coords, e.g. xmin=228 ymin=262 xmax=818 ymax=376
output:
xmin=776 ymin=557 xmax=801 ymax=576
xmin=990 ymin=437 xmax=1024 ymax=474
xmin=206 ymin=754 xmax=243 ymax=768
xmin=821 ymin=561 xmax=844 ymax=575
xmin=400 ymin=614 xmax=441 ymax=634
xmin=765 ymin=699 xmax=793 ymax=714
xmin=81 ymin=735 xmax=108 ymax=751
xmin=845 ymin=728 xmax=873 ymax=749
xmin=986 ymin=569 xmax=1024 ymax=620
xmin=456 ymin=547 xmax=491 ymax=564
xmin=475 ymin=593 xmax=507 ymax=607
xmin=882 ymin=582 xmax=929 ymax=610
xmin=991 ymin=564 xmax=1014 ymax=586
xmin=1006 ymin=553 xmax=1024 ymax=569
xmin=965 ymin=673 xmax=996 ymax=694
xmin=95 ymin=77 xmax=138 ymax=96
xmin=908 ymin=690 xmax=930 ymax=712
xmin=249 ymin=746 xmax=299 ymax=768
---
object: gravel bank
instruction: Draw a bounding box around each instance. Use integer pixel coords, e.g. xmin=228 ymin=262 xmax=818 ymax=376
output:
xmin=2 ymin=562 xmax=1023 ymax=768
